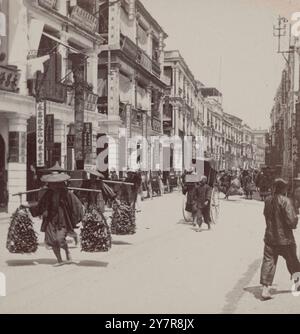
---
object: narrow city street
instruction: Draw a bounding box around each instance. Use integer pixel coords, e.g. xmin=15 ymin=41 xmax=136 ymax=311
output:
xmin=0 ymin=191 xmax=299 ymax=314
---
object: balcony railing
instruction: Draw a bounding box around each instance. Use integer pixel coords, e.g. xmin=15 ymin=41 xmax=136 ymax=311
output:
xmin=0 ymin=65 xmax=20 ymax=93
xmin=69 ymin=6 xmax=97 ymax=33
xmin=37 ymin=0 xmax=57 ymax=9
xmin=136 ymin=49 xmax=152 ymax=73
xmin=121 ymin=35 xmax=161 ymax=78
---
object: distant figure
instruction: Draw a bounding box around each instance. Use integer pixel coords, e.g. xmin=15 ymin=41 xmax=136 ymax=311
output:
xmin=257 ymin=171 xmax=271 ymax=201
xmin=192 ymin=176 xmax=212 ymax=231
xmin=242 ymin=171 xmax=254 ymax=200
xmin=260 ymin=178 xmax=300 ymax=300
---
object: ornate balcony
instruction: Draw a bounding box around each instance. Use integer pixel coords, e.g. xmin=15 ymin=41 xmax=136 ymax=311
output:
xmin=69 ymin=6 xmax=97 ymax=33
xmin=121 ymin=35 xmax=162 ymax=78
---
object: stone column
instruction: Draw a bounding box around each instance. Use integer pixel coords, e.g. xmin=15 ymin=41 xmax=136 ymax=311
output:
xmin=147 ymin=29 xmax=153 ymax=59
xmin=172 ymin=66 xmax=176 ymax=97
xmin=131 ymin=73 xmax=137 ymax=109
xmin=7 ymin=115 xmax=28 ymax=213
xmin=108 ymin=65 xmax=120 ymax=121
xmin=86 ymin=49 xmax=98 ymax=94
xmin=159 ymin=32 xmax=164 ymax=78
xmin=173 ymin=105 xmax=179 ymax=136
xmin=59 ymin=29 xmax=69 ymax=81
xmin=175 ymin=67 xmax=180 ymax=96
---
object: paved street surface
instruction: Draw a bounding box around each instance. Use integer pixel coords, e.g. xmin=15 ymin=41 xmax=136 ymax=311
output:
xmin=0 ymin=191 xmax=300 ymax=314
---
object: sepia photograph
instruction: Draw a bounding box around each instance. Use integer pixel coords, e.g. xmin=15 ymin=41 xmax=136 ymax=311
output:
xmin=0 ymin=0 xmax=300 ymax=318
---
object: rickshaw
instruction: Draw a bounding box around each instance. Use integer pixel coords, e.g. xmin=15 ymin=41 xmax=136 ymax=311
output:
xmin=182 ymin=158 xmax=220 ymax=225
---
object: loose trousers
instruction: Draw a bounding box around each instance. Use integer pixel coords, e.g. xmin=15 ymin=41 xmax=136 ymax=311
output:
xmin=260 ymin=243 xmax=300 ymax=286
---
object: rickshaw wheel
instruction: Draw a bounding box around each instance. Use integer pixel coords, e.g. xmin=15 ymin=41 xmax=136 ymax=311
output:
xmin=210 ymin=186 xmax=220 ymax=224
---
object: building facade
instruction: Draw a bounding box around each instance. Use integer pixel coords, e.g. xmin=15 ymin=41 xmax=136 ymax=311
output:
xmin=268 ymin=34 xmax=300 ymax=184
xmin=98 ymin=0 xmax=167 ymax=172
xmin=0 ymin=0 xmax=107 ymax=213
xmin=252 ymin=129 xmax=268 ymax=168
xmin=162 ymin=50 xmax=204 ymax=170
xmin=0 ymin=0 xmax=266 ymax=215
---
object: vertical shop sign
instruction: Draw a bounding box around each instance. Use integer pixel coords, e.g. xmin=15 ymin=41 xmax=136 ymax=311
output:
xmin=36 ymin=101 xmax=45 ymax=167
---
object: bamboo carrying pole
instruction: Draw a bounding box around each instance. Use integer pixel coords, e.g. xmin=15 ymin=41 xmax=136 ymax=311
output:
xmin=12 ymin=187 xmax=105 ymax=197
xmin=69 ymin=179 xmax=134 ymax=186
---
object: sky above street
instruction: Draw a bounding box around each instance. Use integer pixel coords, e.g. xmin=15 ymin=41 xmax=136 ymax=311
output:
xmin=142 ymin=0 xmax=300 ymax=129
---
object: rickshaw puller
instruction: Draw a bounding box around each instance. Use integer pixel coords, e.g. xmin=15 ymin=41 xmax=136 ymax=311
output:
xmin=192 ymin=176 xmax=212 ymax=231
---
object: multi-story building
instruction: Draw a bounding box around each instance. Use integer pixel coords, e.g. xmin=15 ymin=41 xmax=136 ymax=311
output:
xmin=163 ymin=50 xmax=204 ymax=170
xmin=0 ymin=0 xmax=109 ymax=213
xmin=98 ymin=0 xmax=168 ymax=172
xmin=201 ymin=87 xmax=224 ymax=169
xmin=240 ymin=124 xmax=254 ymax=169
xmin=222 ymin=113 xmax=242 ymax=170
xmin=0 ymin=0 xmax=170 ymax=213
xmin=252 ymin=129 xmax=268 ymax=168
xmin=268 ymin=34 xmax=300 ymax=185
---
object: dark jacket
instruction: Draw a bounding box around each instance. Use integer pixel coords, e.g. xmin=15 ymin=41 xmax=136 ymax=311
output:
xmin=263 ymin=194 xmax=298 ymax=246
xmin=182 ymin=183 xmax=196 ymax=212
xmin=192 ymin=183 xmax=212 ymax=209
xmin=30 ymin=188 xmax=83 ymax=233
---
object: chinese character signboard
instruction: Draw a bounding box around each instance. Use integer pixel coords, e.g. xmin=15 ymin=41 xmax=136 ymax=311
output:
xmin=45 ymin=114 xmax=54 ymax=146
xmin=19 ymin=132 xmax=26 ymax=164
xmin=36 ymin=101 xmax=45 ymax=167
xmin=83 ymin=122 xmax=92 ymax=154
xmin=0 ymin=66 xmax=20 ymax=92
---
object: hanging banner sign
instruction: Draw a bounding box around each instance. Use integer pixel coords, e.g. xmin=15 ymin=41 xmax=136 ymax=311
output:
xmin=83 ymin=122 xmax=92 ymax=153
xmin=45 ymin=114 xmax=54 ymax=146
xmin=36 ymin=101 xmax=46 ymax=167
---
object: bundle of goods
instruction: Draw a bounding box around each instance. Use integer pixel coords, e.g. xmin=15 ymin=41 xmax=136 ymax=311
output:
xmin=80 ymin=205 xmax=112 ymax=252
xmin=6 ymin=207 xmax=38 ymax=254
xmin=111 ymin=201 xmax=136 ymax=235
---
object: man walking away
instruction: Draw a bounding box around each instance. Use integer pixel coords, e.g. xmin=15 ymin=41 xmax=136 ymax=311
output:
xmin=260 ymin=178 xmax=300 ymax=299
